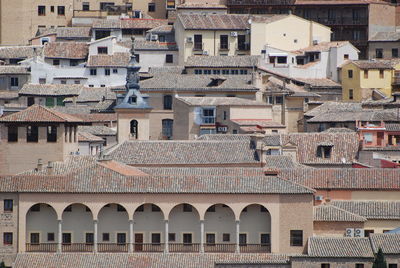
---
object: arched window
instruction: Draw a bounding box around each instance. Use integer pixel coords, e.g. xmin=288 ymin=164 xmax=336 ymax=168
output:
xmin=162 ymin=119 xmax=173 ymax=140
xmin=163 ymin=95 xmax=173 ymax=110
xmin=130 ymin=120 xmax=138 ymax=139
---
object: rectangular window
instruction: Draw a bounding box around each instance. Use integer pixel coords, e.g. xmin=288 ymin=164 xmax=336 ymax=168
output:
xmin=239 ymin=233 xmax=247 ymax=245
xmin=82 ymin=2 xmax=90 ymax=10
xmin=113 ymin=69 xmax=118 ymax=74
xmin=46 ymin=97 xmax=54 ymax=107
xmin=321 ymin=264 xmax=330 ymax=268
xmin=148 ymin=3 xmax=156 ymax=12
xmin=4 ymin=232 xmax=13 ymax=245
xmin=349 ymin=89 xmax=354 ymax=100
xmin=220 ymin=35 xmax=229 ymax=50
xmin=57 ymin=6 xmax=65 ymax=16
xmin=39 ymin=78 xmax=46 ymax=84
xmin=70 ymin=59 xmax=79 ymax=66
xmin=4 ymin=199 xmax=13 ymax=212
xmin=38 ymin=5 xmax=46 ymax=16
xmin=90 ymin=69 xmax=97 ymax=76
xmin=62 ymin=233 xmax=71 ymax=244
xmin=86 ymin=233 xmax=94 ymax=244
xmin=74 ymin=80 xmax=80 ymax=85
xmin=277 ymin=56 xmax=287 ymax=64
xmin=355 ymin=264 xmax=364 ymax=268
xmin=102 ymin=233 xmax=110 ymax=241
xmin=47 ymin=233 xmax=55 ymax=242
xmin=380 ymin=70 xmax=384 ymax=79
xmin=117 ymin=233 xmax=126 ymax=244
xmin=61 ymin=80 xmax=66 ymax=84
xmin=222 ymin=233 xmax=230 ymax=242
xmin=213 ymin=70 xmax=221 ymax=75
xmin=10 ymin=77 xmax=19 ymax=87
xmin=53 ymin=59 xmax=60 ymax=66
xmin=376 ymin=48 xmax=383 ymax=59
xmin=348 ymin=70 xmax=353 ymax=78
xmin=163 ymin=95 xmax=172 ymax=110
xmin=183 ymin=233 xmax=192 ymax=244
xmin=97 ymin=47 xmax=108 ymax=54
xmin=364 ymin=230 xmax=374 ymax=237
xmin=202 ymin=108 xmax=215 ymax=124
xmin=290 ymin=230 xmax=303 ymax=246
xmin=183 ymin=204 xmax=192 ymax=212
xmin=168 ymin=233 xmax=176 ymax=242
xmin=51 ymin=6 xmax=54 ymax=12
xmin=7 ymin=126 xmax=18 ymax=142
xmin=47 ymin=125 xmax=57 ymax=142
xmin=31 ymin=233 xmax=40 ymax=244
xmin=27 ymin=126 xmax=39 ymax=142
xmin=364 ymin=70 xmax=368 ymax=79
xmin=344 ymin=54 xmax=349 ymax=60
xmin=260 ymin=234 xmax=270 ymax=245
xmin=151 ymin=233 xmax=161 ymax=244
xmin=194 ymin=35 xmax=202 ymax=51
xmin=100 ymin=2 xmax=114 ymax=11
xmin=206 ymin=233 xmax=215 ymax=245
xmin=56 ymin=97 xmax=65 ymax=106
xmin=275 ymin=96 xmax=283 ymax=104
xmin=166 ymin=54 xmax=173 ymax=63
xmin=105 ymin=69 xmax=111 ymax=76
xmin=388 ymin=264 xmax=398 ymax=268
xmin=392 ymin=48 xmax=399 ymax=58
xmin=316 ymin=145 xmax=332 ymax=158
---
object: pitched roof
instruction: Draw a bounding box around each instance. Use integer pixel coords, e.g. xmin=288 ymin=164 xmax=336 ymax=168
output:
xmin=347 ymin=60 xmax=397 ymax=70
xmin=197 ymin=134 xmax=252 ymax=142
xmin=313 ymin=205 xmax=367 ymax=222
xmin=370 ymin=234 xmax=400 ymax=254
xmin=0 ymin=105 xmax=83 ymax=123
xmin=78 ymin=125 xmax=116 ymax=136
xmin=133 ymin=40 xmax=178 ymax=51
xmin=43 ymin=42 xmax=88 ymax=59
xmin=331 ymin=201 xmax=400 ymax=220
xmin=19 ymin=84 xmax=83 ymax=96
xmin=87 ymin=52 xmax=130 ymax=67
xmin=177 ymin=14 xmax=250 ymax=30
xmin=56 ymin=27 xmax=91 ymax=39
xmin=0 ymin=66 xmax=29 ymax=74
xmin=177 ymin=96 xmax=266 ymax=106
xmin=231 ymin=119 xmax=285 ymax=128
xmin=0 ymin=45 xmax=43 ymax=59
xmin=64 ymin=87 xmax=116 ymax=103
xmin=264 ymin=155 xmax=310 ymax=169
xmin=0 ymin=91 xmax=19 ymax=99
xmin=92 ymin=18 xmax=168 ymax=29
xmin=369 ymin=31 xmax=400 ymax=42
xmin=78 ymin=131 xmax=104 ymax=142
xmin=106 ymin=140 xmax=259 ymax=166
xmin=147 ymin=25 xmax=174 ymax=33
xmin=185 ymin=56 xmax=259 ymax=68
xmin=293 ymin=41 xmax=356 ymax=53
xmin=308 ymin=237 xmax=374 ymax=258
xmin=138 ymin=167 xmax=265 ymax=177
xmin=71 ymin=113 xmax=117 ymax=123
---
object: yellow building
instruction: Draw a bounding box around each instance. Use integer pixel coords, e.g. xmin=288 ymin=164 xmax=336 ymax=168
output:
xmin=340 ymin=60 xmax=399 ymax=102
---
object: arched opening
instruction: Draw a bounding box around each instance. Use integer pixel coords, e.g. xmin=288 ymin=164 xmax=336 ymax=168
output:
xmin=204 ymin=204 xmax=236 ymax=252
xmin=133 ymin=203 xmax=164 ymax=252
xmin=130 ymin=120 xmax=138 ymax=139
xmin=61 ymin=203 xmax=93 ymax=252
xmin=168 ymin=203 xmax=200 ymax=252
xmin=239 ymin=204 xmax=271 ymax=253
xmin=26 ymin=203 xmax=58 ymax=252
xmin=97 ymin=203 xmax=129 ymax=252
xmin=162 ymin=119 xmax=173 ymax=140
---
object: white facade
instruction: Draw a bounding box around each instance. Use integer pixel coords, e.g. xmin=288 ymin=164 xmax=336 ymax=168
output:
xmin=136 ymin=50 xmax=178 ymax=72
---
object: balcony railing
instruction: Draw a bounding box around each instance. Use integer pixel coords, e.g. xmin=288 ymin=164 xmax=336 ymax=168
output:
xmin=62 ymin=243 xmax=93 ymax=252
xmin=204 ymin=243 xmax=236 ymax=253
xmin=306 ymin=17 xmax=368 ymax=26
xmin=134 ymin=243 xmax=164 ymax=252
xmin=169 ymin=243 xmax=200 ymax=252
xmin=240 ymin=244 xmax=271 ymax=253
xmin=26 ymin=243 xmax=57 ymax=252
xmin=98 ymin=243 xmax=129 ymax=252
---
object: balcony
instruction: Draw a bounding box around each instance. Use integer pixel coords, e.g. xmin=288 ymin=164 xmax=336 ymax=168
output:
xmin=62 ymin=243 xmax=93 ymax=252
xmin=307 ymin=17 xmax=368 ymax=26
xmin=169 ymin=243 xmax=200 ymax=252
xmin=26 ymin=243 xmax=57 ymax=252
xmin=227 ymin=0 xmax=295 ymax=6
xmin=98 ymin=243 xmax=129 ymax=252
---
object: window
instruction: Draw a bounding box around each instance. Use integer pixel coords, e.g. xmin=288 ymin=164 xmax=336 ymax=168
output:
xmin=46 ymin=97 xmax=54 ymax=107
xmin=376 ymin=48 xmax=383 ymax=59
xmin=53 ymin=59 xmax=60 ymax=66
xmin=316 ymin=145 xmax=332 ymax=158
xmin=151 ymin=204 xmax=161 ymax=212
xmin=163 ymin=95 xmax=173 ymax=110
xmin=62 ymin=233 xmax=71 ymax=244
xmin=388 ymin=264 xmax=398 ymax=268
xmin=31 ymin=233 xmax=40 ymax=244
xmin=47 ymin=232 xmax=55 ymax=242
xmin=344 ymin=54 xmax=349 ymax=60
xmin=86 ymin=233 xmax=94 ymax=244
xmin=117 ymin=233 xmax=126 ymax=244
xmin=47 ymin=126 xmax=57 ymax=142
xmin=113 ymin=69 xmax=118 ymax=74
xmin=223 ymin=111 xmax=227 ymax=120
xmin=95 ymin=30 xmax=111 ymax=40
xmin=70 ymin=59 xmax=79 ymax=66
xmin=151 ymin=233 xmax=161 ymax=244
xmin=7 ymin=126 xmax=18 ymax=142
xmin=277 ymin=56 xmax=287 ymax=64
xmin=349 ymin=89 xmax=354 ymax=100
xmin=183 ymin=233 xmax=192 ymax=244
xmin=321 ymin=264 xmax=330 ymax=268
xmin=162 ymin=119 xmax=173 ymax=140
xmin=39 ymin=78 xmax=46 ymax=84
xmin=31 ymin=204 xmax=40 ymax=212
xmin=290 ymin=230 xmax=303 ymax=246
xmin=51 ymin=6 xmax=54 ymax=12
xmin=4 ymin=199 xmax=13 ymax=212
xmin=38 ymin=5 xmax=46 ymax=16
xmin=101 ymin=85 xmax=105 ymax=87
xmin=90 ymin=69 xmax=97 ymax=76
xmin=102 ymin=233 xmax=110 ymax=241
xmin=74 ymin=80 xmax=80 ymax=85
xmin=194 ymin=35 xmax=203 ymax=50
xmin=130 ymin=120 xmax=138 ymax=139
xmin=207 ymin=205 xmax=216 ymax=212
xmin=206 ymin=233 xmax=215 ymax=245
xmin=260 ymin=234 xmax=270 ymax=245
xmin=364 ymin=230 xmax=374 ymax=237
xmin=57 ymin=6 xmax=65 ymax=16
xmin=194 ymin=69 xmax=202 ymax=75
xmin=220 ymin=35 xmax=229 ymax=50
xmin=100 ymin=2 xmax=114 ymax=11
xmin=380 ymin=70 xmax=384 ymax=79
xmin=240 ymin=69 xmax=248 ymax=75
xmin=348 ymin=70 xmax=353 ymax=78
xmin=183 ymin=204 xmax=192 ymax=212
xmin=61 ymin=80 xmax=66 ymax=84
xmin=239 ymin=233 xmax=247 ymax=245
xmin=97 ymin=47 xmax=108 ymax=54
xmin=10 ymin=77 xmax=19 ymax=87
xmin=213 ymin=70 xmax=221 ymax=75
xmin=88 ymin=85 xmax=94 ymax=87
xmin=105 ymin=69 xmax=111 ymax=76
xmin=3 ymin=233 xmax=12 ymax=245
xmin=168 ymin=233 xmax=176 ymax=242
xmin=56 ymin=97 xmax=64 ymax=106
xmin=202 ymin=108 xmax=215 ymax=124
xmin=392 ymin=48 xmax=399 ymax=58
xmin=148 ymin=3 xmax=155 ymax=12
xmin=166 ymin=54 xmax=173 ymax=63
xmin=275 ymin=96 xmax=283 ymax=104
xmin=82 ymin=2 xmax=90 ymax=10
xmin=364 ymin=70 xmax=368 ymax=79
xmin=27 ymin=126 xmax=39 ymax=142
xmin=117 ymin=205 xmax=126 ymax=212
xmin=230 ymin=70 xmax=239 ymax=75
xmin=222 ymin=233 xmax=230 ymax=242
xmin=355 ymin=264 xmax=364 ymax=268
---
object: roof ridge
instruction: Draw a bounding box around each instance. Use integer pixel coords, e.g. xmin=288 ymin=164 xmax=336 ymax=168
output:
xmin=321 ymin=204 xmax=367 ymax=222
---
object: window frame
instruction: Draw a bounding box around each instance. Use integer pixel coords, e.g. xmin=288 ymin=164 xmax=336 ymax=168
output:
xmin=148 ymin=3 xmax=156 ymax=12
xmin=105 ymin=68 xmax=111 ymax=76
xmin=4 ymin=199 xmax=13 ymax=212
xmin=290 ymin=230 xmax=303 ymax=247
xmin=38 ymin=5 xmax=46 ymax=16
xmin=7 ymin=126 xmax=18 ymax=142
xmin=47 ymin=125 xmax=57 ymax=142
xmin=4 ymin=232 xmax=13 ymax=245
xmin=57 ymin=6 xmax=65 ymax=16
xmin=90 ymin=69 xmax=97 ymax=76
xmin=166 ymin=54 xmax=173 ymax=63
xmin=26 ymin=125 xmax=39 ymax=143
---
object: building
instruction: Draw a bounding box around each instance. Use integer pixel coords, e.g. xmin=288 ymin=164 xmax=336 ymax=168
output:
xmin=30 ymin=26 xmax=92 ymax=45
xmin=0 ymin=46 xmax=43 ymax=65
xmin=0 ymin=105 xmax=83 ymax=174
xmin=368 ymin=31 xmax=400 ymax=59
xmin=0 ymin=66 xmax=30 ymax=91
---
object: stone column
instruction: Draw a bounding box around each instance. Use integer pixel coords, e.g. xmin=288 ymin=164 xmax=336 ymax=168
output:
xmin=129 ymin=220 xmax=134 ymax=253
xmin=93 ymin=220 xmax=98 ymax=253
xmin=235 ymin=220 xmax=240 ymax=253
xmin=164 ymin=220 xmax=169 ymax=253
xmin=200 ymin=220 xmax=204 ymax=253
xmin=58 ymin=220 xmax=62 ymax=253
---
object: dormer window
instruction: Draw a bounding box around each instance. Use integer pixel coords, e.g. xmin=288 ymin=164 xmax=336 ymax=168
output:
xmin=129 ymin=96 xmax=137 ymax=104
xmin=316 ymin=145 xmax=332 ymax=158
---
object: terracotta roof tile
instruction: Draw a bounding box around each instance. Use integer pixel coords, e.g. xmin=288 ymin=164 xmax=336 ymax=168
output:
xmin=0 ymin=66 xmax=29 ymax=74
xmin=44 ymin=42 xmax=88 ymax=59
xmin=92 ymin=18 xmax=168 ymax=29
xmin=308 ymin=237 xmax=374 ymax=258
xmin=77 ymin=131 xmax=104 ymax=142
xmin=331 ymin=201 xmax=400 ymax=220
xmin=178 ymin=14 xmax=250 ymax=30
xmin=0 ymin=45 xmax=43 ymax=59
xmin=87 ymin=52 xmax=130 ymax=67
xmin=314 ymin=205 xmax=367 ymax=222
xmin=370 ymin=233 xmax=400 ymax=254
xmin=177 ymin=96 xmax=266 ymax=106
xmin=19 ymin=84 xmax=83 ymax=96
xmin=185 ymin=56 xmax=258 ymax=68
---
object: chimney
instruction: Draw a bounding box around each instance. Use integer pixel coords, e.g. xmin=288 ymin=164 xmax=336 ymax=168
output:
xmin=47 ymin=161 xmax=54 ymax=175
xmin=37 ymin=159 xmax=43 ymax=171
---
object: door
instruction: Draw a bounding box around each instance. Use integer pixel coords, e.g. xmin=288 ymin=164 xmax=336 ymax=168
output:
xmin=194 ymin=34 xmax=202 ymax=50
xmin=238 ymin=35 xmax=246 ymax=50
xmin=377 ymin=132 xmax=384 ymax=146
xmin=117 ymin=233 xmax=126 ymax=245
xmin=239 ymin=233 xmax=247 ymax=246
xmin=62 ymin=233 xmax=71 ymax=244
xmin=30 ymin=233 xmax=40 ymax=244
xmin=134 ymin=233 xmax=143 ymax=251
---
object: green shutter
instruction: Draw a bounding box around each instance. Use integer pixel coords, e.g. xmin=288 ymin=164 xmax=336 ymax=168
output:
xmin=56 ymin=97 xmax=65 ymax=106
xmin=45 ymin=97 xmax=54 ymax=107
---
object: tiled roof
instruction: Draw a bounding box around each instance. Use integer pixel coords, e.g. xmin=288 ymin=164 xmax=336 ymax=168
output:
xmin=313 ymin=205 xmax=367 ymax=222
xmin=177 ymin=96 xmax=266 ymax=106
xmin=0 ymin=66 xmax=29 ymax=74
xmin=78 ymin=125 xmax=116 ymax=136
xmin=178 ymin=14 xmax=250 ymax=30
xmin=43 ymin=42 xmax=88 ymax=59
xmin=262 ymin=134 xmax=281 ymax=146
xmin=278 ymin=168 xmax=400 ymax=190
xmin=197 ymin=134 xmax=252 ymax=141
xmin=293 ymin=78 xmax=341 ymax=88
xmin=295 ymin=0 xmax=388 ymax=5
xmin=56 ymin=27 xmax=91 ymax=39
xmin=331 ymin=201 xmax=400 ymax=220
xmin=14 ymin=253 xmax=290 ymax=268
xmin=92 ymin=18 xmax=168 ymax=29
xmin=71 ymin=113 xmax=117 ymax=122
xmin=185 ymin=56 xmax=259 ymax=68
xmin=147 ymin=25 xmax=174 ymax=33
xmin=308 ymin=107 xmax=400 ymax=123
xmin=177 ymin=3 xmax=228 ymax=9
xmin=19 ymin=84 xmax=83 ymax=96
xmin=385 ymin=123 xmax=400 ymax=131
xmin=138 ymin=167 xmax=265 ymax=177
xmin=106 ymin=140 xmax=260 ymax=165
xmin=140 ymin=74 xmax=257 ymax=92
xmin=0 ymin=45 xmax=43 ymax=59
xmin=369 ymin=31 xmax=400 ymax=42
xmin=305 ymin=101 xmax=362 ymax=117
xmin=264 ymin=76 xmax=321 ymax=97
xmin=0 ymin=91 xmax=19 ymax=99
xmin=65 ymin=87 xmax=116 ymax=103
xmin=231 ymin=119 xmax=285 ymax=127
xmin=52 ymin=105 xmax=93 ymax=114
xmin=0 ymin=105 xmax=83 ymax=123
xmin=264 ymin=155 xmax=310 ymax=169
xmin=323 ymin=127 xmax=355 ymax=133
xmin=294 ymin=41 xmax=355 ymax=53
xmin=347 ymin=60 xmax=398 ymax=70
xmin=78 ymin=131 xmax=104 ymax=142
xmin=308 ymin=237 xmax=374 ymax=258
xmin=370 ymin=233 xmax=400 ymax=254
xmin=87 ymin=52 xmax=130 ymax=67
xmin=133 ymin=40 xmax=178 ymax=51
